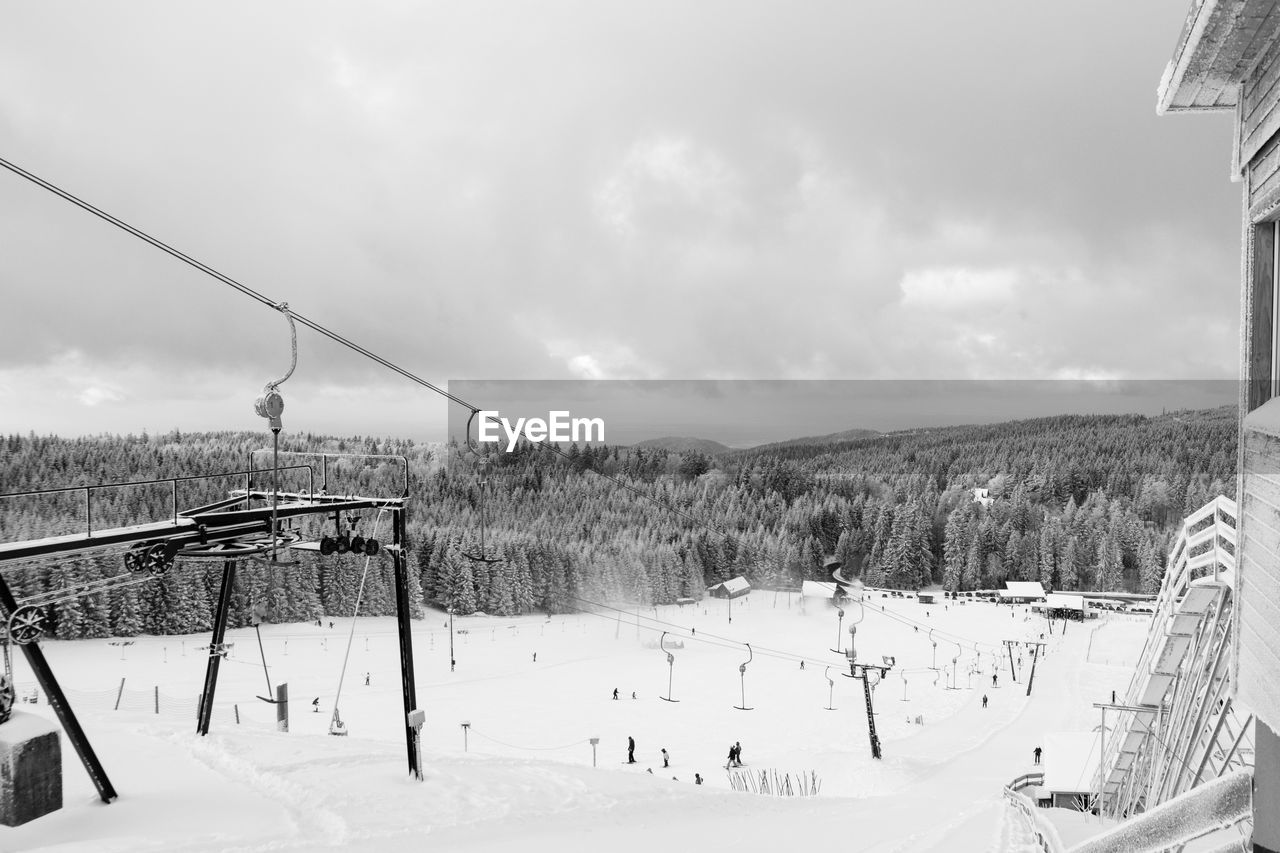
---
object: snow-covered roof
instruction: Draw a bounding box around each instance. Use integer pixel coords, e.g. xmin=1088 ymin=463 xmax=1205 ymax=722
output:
xmin=1041 ymin=732 xmax=1101 ymax=795
xmin=1158 ymin=0 xmax=1276 ymax=115
xmin=801 ymin=580 xmax=840 ymax=599
xmin=712 ymin=576 xmax=750 ymax=594
xmin=1045 ymin=593 xmax=1085 ymax=611
xmin=1003 ymin=582 xmax=1045 ymax=599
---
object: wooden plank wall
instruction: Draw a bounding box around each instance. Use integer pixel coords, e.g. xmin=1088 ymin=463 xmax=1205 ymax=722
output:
xmin=1237 ymin=4 xmax=1280 ymax=163
xmin=1249 ymin=221 xmax=1275 ymax=412
xmin=1238 ymin=423 xmax=1280 ymax=733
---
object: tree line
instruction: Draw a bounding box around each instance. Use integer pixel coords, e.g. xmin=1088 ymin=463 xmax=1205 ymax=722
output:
xmin=0 ymin=406 xmax=1236 ymax=639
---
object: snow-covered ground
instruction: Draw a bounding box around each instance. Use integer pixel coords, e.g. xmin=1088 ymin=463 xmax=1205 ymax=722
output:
xmin=3 ymin=592 xmax=1149 ymax=852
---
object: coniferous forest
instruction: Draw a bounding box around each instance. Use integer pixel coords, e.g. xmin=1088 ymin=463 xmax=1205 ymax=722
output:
xmin=0 ymin=406 xmax=1237 ymax=639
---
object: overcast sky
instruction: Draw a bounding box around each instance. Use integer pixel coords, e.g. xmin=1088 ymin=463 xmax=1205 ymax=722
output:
xmin=0 ymin=1 xmax=1244 ymax=442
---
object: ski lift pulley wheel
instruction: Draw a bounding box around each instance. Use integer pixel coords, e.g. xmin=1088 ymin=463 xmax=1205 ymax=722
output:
xmin=8 ymin=605 xmax=48 ymax=645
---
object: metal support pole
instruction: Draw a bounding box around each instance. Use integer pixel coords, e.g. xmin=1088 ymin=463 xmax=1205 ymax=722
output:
xmin=392 ymin=508 xmax=421 ymax=778
xmin=857 ymin=667 xmax=883 ymax=760
xmin=1025 ymin=642 xmax=1044 ymax=696
xmin=276 ymin=683 xmax=288 ymax=732
xmin=198 ymin=560 xmax=237 ymax=736
xmin=0 ymin=572 xmax=117 ymax=803
xmin=1006 ymin=640 xmax=1018 ymax=682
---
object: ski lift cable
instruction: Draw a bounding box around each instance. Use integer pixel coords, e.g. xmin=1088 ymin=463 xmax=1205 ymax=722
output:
xmin=567 ymin=594 xmax=850 ymax=668
xmin=0 ymin=154 xmax=977 ymax=583
xmin=568 ymin=592 xmax=994 ymax=671
xmin=468 ymin=728 xmax=590 ymax=752
xmin=0 ymin=157 xmax=746 ymax=548
xmin=330 ymin=507 xmax=390 ymax=729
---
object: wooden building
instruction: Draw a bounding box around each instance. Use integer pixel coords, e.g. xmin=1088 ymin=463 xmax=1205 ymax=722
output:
xmin=707 ymin=576 xmax=750 ymax=599
xmin=1159 ymin=3 xmax=1280 ymax=849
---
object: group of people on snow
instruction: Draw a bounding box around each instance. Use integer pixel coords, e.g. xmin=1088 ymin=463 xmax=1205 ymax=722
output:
xmin=622 ymin=736 xmax=708 ymax=786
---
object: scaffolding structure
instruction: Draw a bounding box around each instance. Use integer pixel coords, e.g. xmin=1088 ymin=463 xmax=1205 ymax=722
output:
xmin=1096 ymin=496 xmax=1254 ymax=821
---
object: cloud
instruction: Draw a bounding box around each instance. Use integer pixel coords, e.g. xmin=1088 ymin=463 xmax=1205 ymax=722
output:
xmin=0 ymin=1 xmax=1245 ymax=439
xmin=899 ymin=267 xmax=1019 ymax=309
xmin=77 ymin=385 xmax=125 ymax=407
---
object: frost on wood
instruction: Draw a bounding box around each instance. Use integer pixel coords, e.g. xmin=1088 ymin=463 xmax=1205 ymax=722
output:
xmin=0 ymin=710 xmax=62 ymax=826
xmin=1067 ymin=769 xmax=1251 ymax=853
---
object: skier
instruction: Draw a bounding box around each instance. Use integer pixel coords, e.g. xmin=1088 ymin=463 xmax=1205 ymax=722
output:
xmin=799 ymin=661 xmax=805 ymax=670
xmin=312 ymin=697 xmax=320 ymax=713
xmin=992 ymin=673 xmax=998 ymax=687
xmin=532 ymin=652 xmax=537 ymax=663
xmin=662 ymin=748 xmax=669 ymax=768
xmin=627 ymin=736 xmax=636 ymax=764
xmin=695 ymin=773 xmax=703 ymax=785
xmin=726 ymin=744 xmax=736 ymax=769
xmin=734 ymin=741 xmax=743 ymax=766
xmin=982 ymin=694 xmax=988 ymax=709
xmin=1034 ymin=746 xmax=1042 ymax=765
xmin=613 ymin=688 xmax=619 ymax=700
xmin=631 ymin=691 xmax=636 ymax=699
xmin=329 ymin=621 xmax=334 ymax=629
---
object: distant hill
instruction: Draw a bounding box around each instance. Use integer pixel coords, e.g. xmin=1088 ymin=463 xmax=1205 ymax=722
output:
xmin=752 ymin=427 xmax=881 ymax=450
xmin=633 ymin=436 xmax=733 ymax=455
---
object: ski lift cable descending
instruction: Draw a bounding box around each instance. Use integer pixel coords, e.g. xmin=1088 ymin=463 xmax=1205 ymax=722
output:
xmin=329 ymin=507 xmax=390 ymax=734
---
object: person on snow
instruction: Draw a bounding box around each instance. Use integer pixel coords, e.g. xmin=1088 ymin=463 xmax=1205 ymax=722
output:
xmin=364 ymin=673 xmax=370 ymax=686
xmin=799 ymin=660 xmax=805 ymax=670
xmin=613 ymin=688 xmax=619 ymax=700
xmin=992 ymin=673 xmax=998 ymax=687
xmin=662 ymin=748 xmax=669 ymax=768
xmin=982 ymin=694 xmax=989 ymax=709
xmin=628 ymin=736 xmax=636 ymax=764
xmin=1034 ymin=746 xmax=1042 ymax=765
xmin=532 ymin=652 xmax=537 ymax=663
xmin=312 ymin=697 xmax=320 ymax=713
xmin=695 ymin=773 xmax=703 ymax=785
xmin=726 ymin=744 xmax=736 ymax=769
xmin=735 ymin=741 xmax=743 ymax=766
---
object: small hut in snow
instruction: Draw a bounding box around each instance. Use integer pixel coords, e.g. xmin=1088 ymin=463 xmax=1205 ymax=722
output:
xmin=708 ymin=576 xmax=751 ymax=599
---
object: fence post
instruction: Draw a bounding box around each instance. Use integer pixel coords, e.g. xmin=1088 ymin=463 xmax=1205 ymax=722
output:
xmin=114 ymin=678 xmax=126 ymax=711
xmin=275 ymin=683 xmax=288 ymax=732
